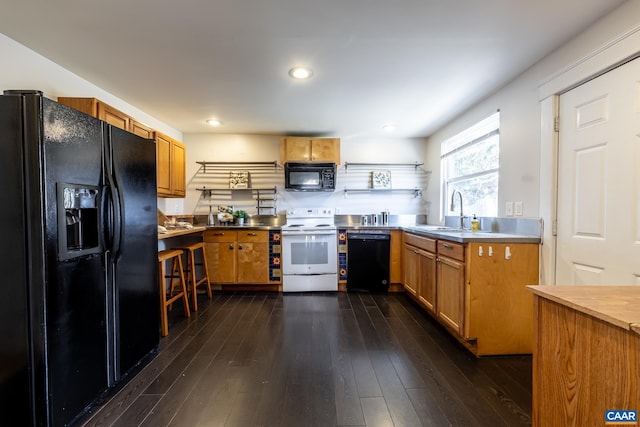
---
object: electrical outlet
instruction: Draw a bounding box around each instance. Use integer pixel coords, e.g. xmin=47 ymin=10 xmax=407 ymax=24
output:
xmin=514 ymin=201 xmax=523 ymax=216
xmin=505 ymin=201 xmax=514 ymax=216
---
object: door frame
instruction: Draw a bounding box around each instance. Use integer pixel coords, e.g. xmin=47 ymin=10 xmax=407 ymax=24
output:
xmin=537 ymin=23 xmax=640 ymax=285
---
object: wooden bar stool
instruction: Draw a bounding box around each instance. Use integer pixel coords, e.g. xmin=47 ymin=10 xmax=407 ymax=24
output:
xmin=158 ymin=249 xmax=191 ymax=337
xmin=174 ymin=242 xmax=212 ymax=311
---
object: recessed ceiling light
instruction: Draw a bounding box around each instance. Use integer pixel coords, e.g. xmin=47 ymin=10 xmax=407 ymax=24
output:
xmin=382 ymin=124 xmax=397 ymax=131
xmin=288 ymin=67 xmax=313 ymax=79
xmin=206 ymin=119 xmax=222 ymax=127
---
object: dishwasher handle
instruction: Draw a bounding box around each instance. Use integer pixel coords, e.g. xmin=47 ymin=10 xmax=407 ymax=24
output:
xmin=347 ymin=233 xmax=390 ymax=241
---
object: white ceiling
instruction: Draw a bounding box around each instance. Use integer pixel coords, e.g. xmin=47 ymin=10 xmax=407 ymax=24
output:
xmin=0 ymin=0 xmax=628 ymax=138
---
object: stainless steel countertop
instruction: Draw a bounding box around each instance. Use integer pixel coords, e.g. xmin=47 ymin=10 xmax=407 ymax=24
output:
xmin=204 ymin=225 xmax=281 ymax=231
xmin=192 ymin=223 xmax=540 ymax=243
xmin=402 ymin=225 xmax=540 ymax=243
xmin=336 ymin=224 xmax=541 ymax=243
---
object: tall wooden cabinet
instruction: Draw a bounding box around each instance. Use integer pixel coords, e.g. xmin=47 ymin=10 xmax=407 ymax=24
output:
xmin=280 ymin=137 xmax=340 ymax=163
xmin=155 ymin=131 xmax=186 ymax=197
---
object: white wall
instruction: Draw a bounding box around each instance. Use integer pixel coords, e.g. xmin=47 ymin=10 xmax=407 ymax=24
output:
xmin=162 ymin=134 xmax=430 ymax=217
xmin=0 ymin=33 xmax=181 ymax=140
xmin=423 ymin=0 xmax=640 ymax=224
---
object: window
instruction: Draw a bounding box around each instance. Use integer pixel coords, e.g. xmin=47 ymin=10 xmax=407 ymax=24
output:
xmin=441 ymin=112 xmax=500 ymax=219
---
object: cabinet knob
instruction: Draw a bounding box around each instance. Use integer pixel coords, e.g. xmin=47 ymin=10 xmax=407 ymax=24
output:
xmin=247 ymin=233 xmax=257 ymax=236
xmin=441 ymin=243 xmax=452 ymax=249
xmin=228 ymin=244 xmax=234 ymax=250
xmin=238 ymin=245 xmax=243 ymax=250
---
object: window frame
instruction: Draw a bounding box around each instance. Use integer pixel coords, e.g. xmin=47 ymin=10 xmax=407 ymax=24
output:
xmin=440 ymin=112 xmax=500 ymax=221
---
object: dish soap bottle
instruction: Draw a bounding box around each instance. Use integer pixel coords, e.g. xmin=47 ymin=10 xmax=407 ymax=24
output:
xmin=471 ymin=214 xmax=479 ymax=232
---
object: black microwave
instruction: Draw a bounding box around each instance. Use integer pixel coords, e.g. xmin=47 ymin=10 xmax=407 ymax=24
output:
xmin=284 ymin=162 xmax=336 ymax=191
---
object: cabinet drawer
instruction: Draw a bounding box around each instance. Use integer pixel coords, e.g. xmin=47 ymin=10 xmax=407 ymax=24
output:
xmin=237 ymin=230 xmax=268 ymax=243
xmin=204 ymin=230 xmax=237 ymax=242
xmin=437 ymin=240 xmax=465 ymax=261
xmin=404 ymin=233 xmax=436 ymax=252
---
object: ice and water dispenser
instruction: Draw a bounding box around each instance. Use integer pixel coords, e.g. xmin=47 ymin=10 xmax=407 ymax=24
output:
xmin=57 ymin=183 xmax=101 ymax=260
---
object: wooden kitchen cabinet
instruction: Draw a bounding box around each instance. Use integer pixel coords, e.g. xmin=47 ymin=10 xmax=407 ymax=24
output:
xmin=529 ymin=286 xmax=640 ymax=427
xmin=130 ymin=119 xmax=154 ymax=139
xmin=436 ymin=240 xmax=465 ymax=335
xmin=403 ymin=233 xmax=437 ymax=313
xmin=403 ymin=245 xmax=419 ymax=297
xmin=237 ymin=231 xmax=269 ymax=283
xmin=204 ymin=230 xmax=271 ymax=285
xmin=465 ymin=242 xmax=539 ymax=355
xmin=402 ymin=232 xmax=539 ymax=355
xmin=389 ymin=230 xmax=403 ymax=286
xmin=155 ymin=131 xmax=186 ymax=197
xmin=58 ymin=97 xmax=133 ymax=133
xmin=58 ymin=97 xmax=187 ymax=198
xmin=280 ymin=137 xmax=340 ymax=163
xmin=204 ymin=230 xmax=237 ymax=283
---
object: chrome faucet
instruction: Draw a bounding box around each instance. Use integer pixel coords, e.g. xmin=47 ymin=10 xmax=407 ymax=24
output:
xmin=450 ymin=190 xmax=464 ymax=229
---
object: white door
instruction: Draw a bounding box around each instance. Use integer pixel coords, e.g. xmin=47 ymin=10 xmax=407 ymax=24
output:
xmin=556 ymin=56 xmax=640 ymax=285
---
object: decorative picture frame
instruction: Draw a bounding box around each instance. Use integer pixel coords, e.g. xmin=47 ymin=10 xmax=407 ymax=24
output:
xmin=229 ymin=171 xmax=250 ymax=189
xmin=372 ymin=170 xmax=391 ymax=189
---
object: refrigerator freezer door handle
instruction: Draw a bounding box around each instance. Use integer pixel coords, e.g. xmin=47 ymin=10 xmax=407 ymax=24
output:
xmin=103 ymin=167 xmax=123 ymax=261
xmin=101 ymin=185 xmax=113 ymax=250
xmin=108 ymin=178 xmax=123 ymax=261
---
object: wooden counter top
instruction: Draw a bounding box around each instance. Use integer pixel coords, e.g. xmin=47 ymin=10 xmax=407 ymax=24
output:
xmin=528 ymin=285 xmax=640 ymax=334
xmin=158 ymin=226 xmax=207 ymax=240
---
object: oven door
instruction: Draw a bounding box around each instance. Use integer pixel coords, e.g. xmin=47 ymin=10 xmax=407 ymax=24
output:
xmin=281 ymin=230 xmax=337 ymax=275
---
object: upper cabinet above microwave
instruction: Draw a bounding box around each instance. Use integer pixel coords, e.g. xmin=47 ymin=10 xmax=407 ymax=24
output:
xmin=280 ymin=137 xmax=340 ymax=164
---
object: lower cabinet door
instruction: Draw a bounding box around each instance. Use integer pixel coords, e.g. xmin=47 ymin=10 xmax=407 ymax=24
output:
xmin=417 ymin=249 xmax=437 ymax=314
xmin=237 ymin=242 xmax=269 ymax=283
xmin=403 ymin=245 xmax=420 ymax=296
xmin=437 ymin=255 xmax=465 ymax=336
xmin=205 ymin=242 xmax=237 ymax=283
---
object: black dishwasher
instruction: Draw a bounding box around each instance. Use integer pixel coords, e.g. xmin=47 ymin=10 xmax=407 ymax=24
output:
xmin=347 ymin=231 xmax=390 ymax=292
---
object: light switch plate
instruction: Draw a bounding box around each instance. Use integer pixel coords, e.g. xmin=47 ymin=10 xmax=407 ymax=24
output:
xmin=505 ymin=201 xmax=514 ymax=216
xmin=514 ymin=201 xmax=523 ymax=216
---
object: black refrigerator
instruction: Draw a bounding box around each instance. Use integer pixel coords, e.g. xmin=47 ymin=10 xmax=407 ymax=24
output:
xmin=0 ymin=90 xmax=159 ymax=426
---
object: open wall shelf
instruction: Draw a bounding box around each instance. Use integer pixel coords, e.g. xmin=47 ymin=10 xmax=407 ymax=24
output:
xmin=193 ymin=161 xmax=282 ymax=215
xmin=343 ymin=161 xmax=424 ymax=171
xmin=338 ymin=161 xmax=430 ymax=199
xmin=343 ymin=187 xmax=423 ymax=198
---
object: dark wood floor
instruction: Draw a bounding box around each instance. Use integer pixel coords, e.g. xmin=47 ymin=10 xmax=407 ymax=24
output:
xmin=78 ymin=291 xmax=532 ymax=427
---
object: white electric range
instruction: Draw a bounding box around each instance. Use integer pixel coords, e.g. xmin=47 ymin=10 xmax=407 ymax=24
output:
xmin=281 ymin=207 xmax=338 ymax=292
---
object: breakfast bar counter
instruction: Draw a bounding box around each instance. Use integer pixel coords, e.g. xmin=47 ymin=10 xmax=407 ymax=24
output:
xmin=158 ymin=226 xmax=207 ymax=240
